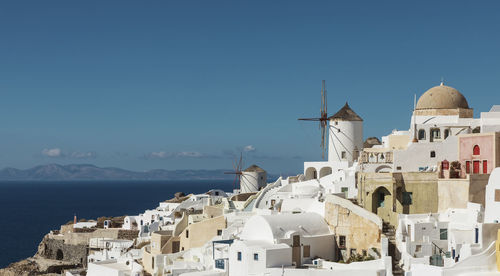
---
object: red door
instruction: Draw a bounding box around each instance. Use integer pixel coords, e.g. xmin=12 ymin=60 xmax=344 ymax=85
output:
xmin=466 ymin=161 xmax=471 ymax=174
xmin=473 ymin=160 xmax=480 ymax=174
xmin=483 ymin=161 xmax=488 ymax=174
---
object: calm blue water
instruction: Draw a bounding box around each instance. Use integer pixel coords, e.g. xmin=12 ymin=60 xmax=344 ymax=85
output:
xmin=0 ymin=180 xmax=233 ymax=268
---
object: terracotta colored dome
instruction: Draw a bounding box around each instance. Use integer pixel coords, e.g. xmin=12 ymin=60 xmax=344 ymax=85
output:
xmin=416 ymin=83 xmax=469 ymax=110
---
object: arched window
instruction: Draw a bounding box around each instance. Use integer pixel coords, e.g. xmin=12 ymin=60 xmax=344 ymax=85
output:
xmin=56 ymin=249 xmax=64 ymax=260
xmin=444 ymin=129 xmax=450 ymax=139
xmin=418 ymin=129 xmax=426 ymax=140
xmin=473 ymin=145 xmax=480 ymax=155
xmin=431 ymin=129 xmax=441 ymax=140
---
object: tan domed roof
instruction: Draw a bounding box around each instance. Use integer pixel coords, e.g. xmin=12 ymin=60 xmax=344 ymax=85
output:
xmin=416 ymin=83 xmax=469 ymax=110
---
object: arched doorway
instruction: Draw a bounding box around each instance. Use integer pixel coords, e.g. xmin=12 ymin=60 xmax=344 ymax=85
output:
xmin=319 ymin=167 xmax=332 ymax=178
xmin=305 ymin=167 xmax=317 ymax=180
xmin=372 ymin=187 xmax=391 ymax=215
xmin=375 ymin=165 xmax=391 ymax=173
xmin=56 ymin=249 xmax=64 ymax=260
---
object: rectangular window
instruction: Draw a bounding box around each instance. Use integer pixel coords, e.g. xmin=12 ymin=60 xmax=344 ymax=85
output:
xmin=217 ymin=229 xmax=222 ymax=236
xmin=186 ymin=230 xmax=189 ymax=238
xmin=339 ymin=236 xmax=346 ymax=248
xmin=253 ymin=253 xmax=258 ymax=261
xmin=440 ymin=228 xmax=447 ymax=240
xmin=466 ymin=161 xmax=471 ymax=174
xmin=341 ymin=151 xmax=347 ymax=159
xmin=215 ymin=259 xmax=225 ymax=269
xmin=415 ymin=245 xmax=422 ymax=252
xmin=237 ymin=252 xmax=242 ymax=261
xmin=403 ymin=192 xmax=413 ymax=205
xmin=483 ymin=160 xmax=488 ymax=174
xmin=350 ymin=248 xmax=356 ymax=256
xmin=341 ymin=187 xmax=348 ymax=197
xmin=495 ymin=189 xmax=500 ymax=202
xmin=303 ymin=245 xmax=310 ymax=257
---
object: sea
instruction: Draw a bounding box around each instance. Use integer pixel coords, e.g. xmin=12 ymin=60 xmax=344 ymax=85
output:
xmin=0 ymin=180 xmax=234 ymax=268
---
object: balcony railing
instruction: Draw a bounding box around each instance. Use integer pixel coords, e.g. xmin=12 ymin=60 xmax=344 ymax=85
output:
xmin=359 ymin=152 xmax=393 ymax=164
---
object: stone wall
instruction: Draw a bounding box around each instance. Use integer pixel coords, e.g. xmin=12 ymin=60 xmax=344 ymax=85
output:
xmin=38 ymin=235 xmax=87 ymax=266
xmin=358 ymin=172 xmax=439 ymax=225
xmin=324 ymin=195 xmax=381 ymax=259
xmin=117 ymin=230 xmax=140 ymax=240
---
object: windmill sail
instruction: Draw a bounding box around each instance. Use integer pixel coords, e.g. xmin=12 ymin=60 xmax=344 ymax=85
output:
xmin=298 ymin=80 xmax=329 ymax=159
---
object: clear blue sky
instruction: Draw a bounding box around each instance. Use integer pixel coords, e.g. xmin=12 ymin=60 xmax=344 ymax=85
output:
xmin=1 ymin=0 xmax=499 ymax=173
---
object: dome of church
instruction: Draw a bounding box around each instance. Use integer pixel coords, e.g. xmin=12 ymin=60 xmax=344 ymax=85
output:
xmin=416 ymin=83 xmax=469 ymax=110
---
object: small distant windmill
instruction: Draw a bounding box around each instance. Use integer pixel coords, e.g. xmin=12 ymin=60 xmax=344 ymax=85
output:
xmin=298 ymin=80 xmax=329 ymax=159
xmin=224 ymin=153 xmax=244 ymax=191
xmin=224 ymin=153 xmax=267 ymax=193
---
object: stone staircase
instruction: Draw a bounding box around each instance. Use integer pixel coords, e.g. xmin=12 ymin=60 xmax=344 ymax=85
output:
xmin=382 ymin=222 xmax=404 ymax=276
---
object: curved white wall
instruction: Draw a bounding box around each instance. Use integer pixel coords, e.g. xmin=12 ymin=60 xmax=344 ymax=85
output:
xmin=328 ymin=119 xmax=363 ymax=164
xmin=241 ymin=171 xmax=267 ymax=193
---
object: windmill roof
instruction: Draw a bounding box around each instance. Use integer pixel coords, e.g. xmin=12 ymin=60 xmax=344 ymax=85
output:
xmin=244 ymin=164 xmax=265 ymax=173
xmin=328 ymin=102 xmax=363 ymax=121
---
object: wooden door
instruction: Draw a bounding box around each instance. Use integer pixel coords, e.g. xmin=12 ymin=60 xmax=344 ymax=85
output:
xmin=172 ymin=241 xmax=180 ymax=253
xmin=292 ymin=235 xmax=301 ymax=267
xmin=473 ymin=160 xmax=480 ymax=174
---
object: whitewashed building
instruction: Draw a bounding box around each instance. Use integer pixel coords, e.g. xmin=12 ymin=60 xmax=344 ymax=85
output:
xmin=228 ymin=212 xmax=336 ymax=275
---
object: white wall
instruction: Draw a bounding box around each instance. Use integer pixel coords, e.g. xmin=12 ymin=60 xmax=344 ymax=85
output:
xmin=393 ymin=136 xmax=458 ymax=172
xmin=228 ymin=241 xmax=292 ymax=276
xmin=484 ymin=168 xmax=500 ymax=223
xmin=329 ymin=120 xmax=363 ymax=165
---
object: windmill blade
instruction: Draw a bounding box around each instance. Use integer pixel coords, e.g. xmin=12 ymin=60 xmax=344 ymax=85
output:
xmin=297 ymin=80 xmax=330 ymax=159
xmin=238 ymin=152 xmax=243 ymax=172
xmin=321 ymin=81 xmax=324 ymax=116
xmin=233 ymin=174 xmax=238 ymax=191
xmin=298 ymin=118 xmax=322 ymax=121
xmin=323 ymin=80 xmax=327 ymax=115
xmin=232 ymin=159 xmax=237 ymax=172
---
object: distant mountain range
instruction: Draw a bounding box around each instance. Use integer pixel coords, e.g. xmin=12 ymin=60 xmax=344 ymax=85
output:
xmin=0 ymin=164 xmax=229 ymax=181
xmin=0 ymin=164 xmax=285 ymax=181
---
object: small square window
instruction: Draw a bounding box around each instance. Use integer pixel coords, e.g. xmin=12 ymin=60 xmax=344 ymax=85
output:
xmin=254 ymin=253 xmax=258 ymax=261
xmin=341 ymin=151 xmax=347 ymax=159
xmin=430 ymin=151 xmax=436 ymax=158
xmin=397 ymin=166 xmax=402 ymax=170
xmin=217 ymin=229 xmax=222 ymax=236
xmin=237 ymin=252 xmax=242 ymax=261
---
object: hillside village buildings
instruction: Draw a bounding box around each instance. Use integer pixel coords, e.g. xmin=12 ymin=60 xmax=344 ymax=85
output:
xmin=18 ymin=81 xmax=500 ymax=276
